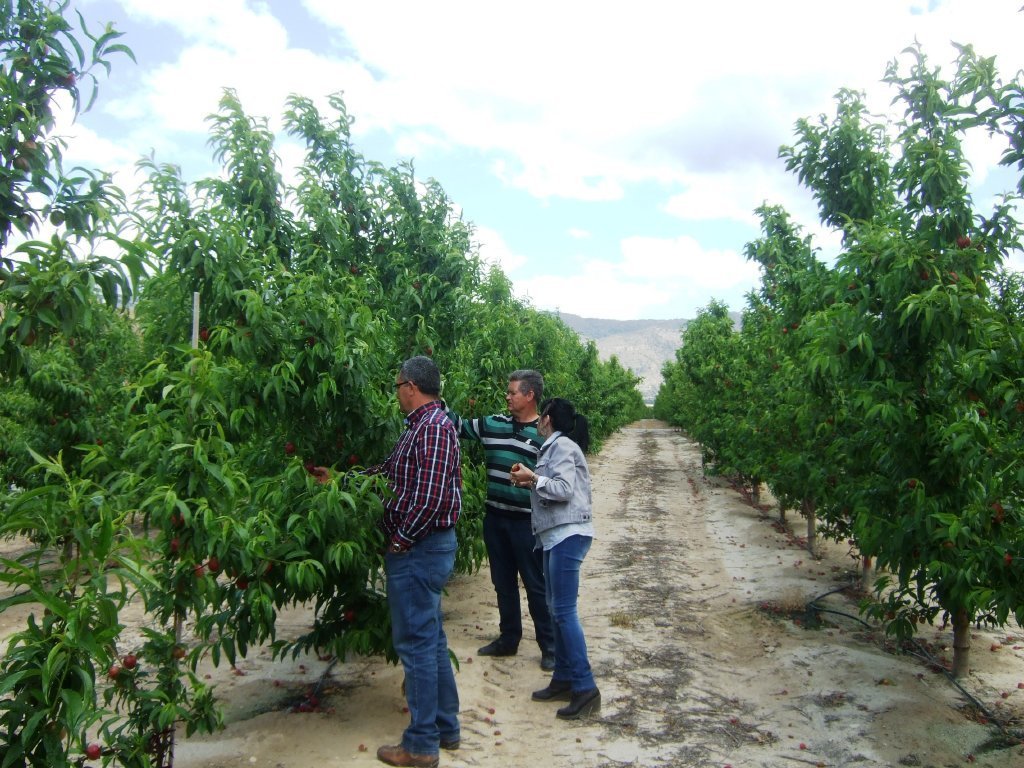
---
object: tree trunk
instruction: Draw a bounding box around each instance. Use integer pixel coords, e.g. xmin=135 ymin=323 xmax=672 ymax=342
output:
xmin=750 ymin=477 xmax=761 ymax=506
xmin=801 ymin=497 xmax=816 ymax=556
xmin=779 ymin=505 xmax=786 ymax=523
xmin=951 ymin=610 xmax=971 ymax=679
xmin=861 ymin=555 xmax=873 ymax=593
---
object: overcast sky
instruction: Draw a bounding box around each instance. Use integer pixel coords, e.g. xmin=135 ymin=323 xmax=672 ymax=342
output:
xmin=66 ymin=0 xmax=1024 ymax=320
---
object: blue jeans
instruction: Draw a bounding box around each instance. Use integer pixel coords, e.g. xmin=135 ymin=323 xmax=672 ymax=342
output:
xmin=483 ymin=513 xmax=555 ymax=654
xmin=385 ymin=527 xmax=459 ymax=755
xmin=544 ymin=534 xmax=596 ymax=692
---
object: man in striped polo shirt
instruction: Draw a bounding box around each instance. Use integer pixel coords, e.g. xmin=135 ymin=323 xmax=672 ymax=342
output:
xmin=448 ymin=370 xmax=555 ymax=671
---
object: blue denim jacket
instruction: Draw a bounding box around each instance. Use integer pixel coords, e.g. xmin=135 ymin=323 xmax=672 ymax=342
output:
xmin=530 ymin=432 xmax=593 ymax=536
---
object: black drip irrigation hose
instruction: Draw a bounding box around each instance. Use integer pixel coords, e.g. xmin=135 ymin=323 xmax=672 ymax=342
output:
xmin=807 ymin=583 xmax=871 ymax=628
xmin=804 ymin=582 xmax=1024 ymax=743
xmin=311 ymin=656 xmax=340 ymax=699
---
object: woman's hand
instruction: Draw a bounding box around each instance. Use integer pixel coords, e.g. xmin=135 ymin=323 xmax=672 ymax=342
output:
xmin=509 ymin=463 xmax=534 ymax=488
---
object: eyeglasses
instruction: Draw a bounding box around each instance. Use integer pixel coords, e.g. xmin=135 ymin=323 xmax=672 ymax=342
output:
xmin=395 ymin=380 xmax=412 ymax=390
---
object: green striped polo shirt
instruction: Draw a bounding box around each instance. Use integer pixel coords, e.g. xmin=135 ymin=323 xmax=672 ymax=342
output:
xmin=446 ymin=410 xmax=542 ymax=519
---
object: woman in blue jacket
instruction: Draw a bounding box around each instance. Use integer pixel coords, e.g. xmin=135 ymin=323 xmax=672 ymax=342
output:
xmin=509 ymin=397 xmax=599 ymax=720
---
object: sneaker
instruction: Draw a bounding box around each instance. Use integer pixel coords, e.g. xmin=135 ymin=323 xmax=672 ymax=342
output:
xmin=376 ymin=743 xmax=439 ymax=767
xmin=531 ymin=678 xmax=572 ymax=701
xmin=477 ymin=639 xmax=518 ymax=657
xmin=540 ymin=652 xmax=556 ymax=671
xmin=556 ymin=687 xmax=601 ymax=720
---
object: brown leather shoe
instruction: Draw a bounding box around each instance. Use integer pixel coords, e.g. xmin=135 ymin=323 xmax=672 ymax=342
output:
xmin=376 ymin=744 xmax=439 ymax=767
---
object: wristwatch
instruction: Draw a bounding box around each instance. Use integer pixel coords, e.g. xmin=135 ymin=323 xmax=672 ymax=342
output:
xmin=389 ymin=540 xmax=406 ymax=554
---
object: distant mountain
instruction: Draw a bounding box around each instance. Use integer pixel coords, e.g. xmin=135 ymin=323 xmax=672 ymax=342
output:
xmin=554 ymin=313 xmax=688 ymax=403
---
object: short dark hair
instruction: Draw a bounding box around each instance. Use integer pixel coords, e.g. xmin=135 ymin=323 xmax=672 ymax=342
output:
xmin=401 ymin=355 xmax=442 ymax=396
xmin=540 ymin=397 xmax=589 ymax=452
xmin=509 ymin=369 xmax=543 ymax=402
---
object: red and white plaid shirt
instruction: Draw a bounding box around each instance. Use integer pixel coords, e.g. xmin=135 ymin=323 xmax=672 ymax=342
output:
xmin=371 ymin=400 xmax=462 ymax=548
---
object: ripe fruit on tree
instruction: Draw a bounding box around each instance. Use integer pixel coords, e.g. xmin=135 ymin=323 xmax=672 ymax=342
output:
xmin=344 ymin=609 xmax=356 ymax=623
xmin=285 ymin=441 xmax=296 ymax=455
xmin=86 ymin=743 xmax=102 ymax=760
xmin=992 ymin=503 xmax=1005 ymax=524
xmin=108 ymin=664 xmax=121 ymax=680
xmin=348 ymin=454 xmax=359 ymax=465
xmin=199 ymin=326 xmax=210 ymax=342
xmin=123 ymin=653 xmax=137 ymax=670
xmin=956 ymin=235 xmax=971 ymax=249
xmin=208 ymin=556 xmax=220 ymax=573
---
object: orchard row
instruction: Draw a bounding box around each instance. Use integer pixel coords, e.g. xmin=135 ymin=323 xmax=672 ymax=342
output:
xmin=655 ymin=45 xmax=1024 ymax=680
xmin=0 ymin=3 xmax=646 ymax=766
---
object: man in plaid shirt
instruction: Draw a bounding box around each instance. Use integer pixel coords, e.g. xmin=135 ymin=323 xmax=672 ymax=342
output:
xmin=373 ymin=356 xmax=462 ymax=768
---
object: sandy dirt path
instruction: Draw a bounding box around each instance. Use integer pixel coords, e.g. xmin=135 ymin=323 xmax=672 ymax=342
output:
xmin=11 ymin=420 xmax=1020 ymax=767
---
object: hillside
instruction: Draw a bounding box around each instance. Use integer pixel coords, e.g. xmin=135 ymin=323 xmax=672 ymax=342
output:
xmin=555 ymin=313 xmax=687 ymax=403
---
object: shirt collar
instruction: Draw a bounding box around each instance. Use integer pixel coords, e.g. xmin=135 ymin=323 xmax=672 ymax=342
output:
xmin=404 ymin=399 xmax=445 ymax=428
xmin=541 ymin=430 xmax=563 ymax=449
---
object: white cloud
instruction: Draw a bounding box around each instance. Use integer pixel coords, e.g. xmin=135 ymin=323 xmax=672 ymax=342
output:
xmin=297 ymin=0 xmax=1024 ymax=202
xmin=620 ymin=236 xmax=760 ymax=289
xmin=86 ymin=0 xmax=1024 ymax=212
xmin=568 ymin=228 xmax=591 ymax=239
xmin=517 ymin=236 xmax=762 ymax=320
xmin=473 ymin=225 xmax=528 ymax=274
xmin=521 ymin=267 xmax=674 ymax=321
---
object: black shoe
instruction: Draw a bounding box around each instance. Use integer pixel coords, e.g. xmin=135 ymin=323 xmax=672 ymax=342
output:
xmin=477 ymin=639 xmax=518 ymax=657
xmin=440 ymin=737 xmax=460 ymax=751
xmin=531 ymin=679 xmax=572 ymax=701
xmin=557 ymin=687 xmax=601 ymax=720
xmin=540 ymin=652 xmax=556 ymax=671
